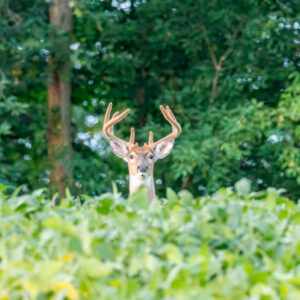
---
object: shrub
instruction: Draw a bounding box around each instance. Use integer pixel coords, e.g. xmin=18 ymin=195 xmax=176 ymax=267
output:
xmin=0 ymin=185 xmax=299 ymax=299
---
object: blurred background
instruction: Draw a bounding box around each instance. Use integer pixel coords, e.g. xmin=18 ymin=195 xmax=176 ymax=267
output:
xmin=0 ymin=0 xmax=299 ymax=200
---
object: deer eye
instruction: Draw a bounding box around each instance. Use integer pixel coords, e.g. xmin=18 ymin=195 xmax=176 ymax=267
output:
xmin=149 ymin=154 xmax=154 ymax=160
xmin=129 ymin=154 xmax=134 ymax=160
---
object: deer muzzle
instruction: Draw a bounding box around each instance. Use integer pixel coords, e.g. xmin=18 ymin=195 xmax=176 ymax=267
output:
xmin=137 ymin=164 xmax=149 ymax=173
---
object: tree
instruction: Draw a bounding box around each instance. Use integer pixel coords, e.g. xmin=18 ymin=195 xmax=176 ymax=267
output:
xmin=47 ymin=0 xmax=72 ymax=197
xmin=72 ymin=0 xmax=299 ymax=198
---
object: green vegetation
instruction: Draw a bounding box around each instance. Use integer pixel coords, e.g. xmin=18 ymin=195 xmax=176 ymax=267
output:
xmin=1 ymin=2 xmax=299 ymax=297
xmin=0 ymin=0 xmax=299 ymax=199
xmin=0 ymin=183 xmax=299 ymax=299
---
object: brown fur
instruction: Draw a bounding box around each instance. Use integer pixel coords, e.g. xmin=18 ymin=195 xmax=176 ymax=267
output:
xmin=126 ymin=143 xmax=156 ymax=202
xmin=127 ymin=143 xmax=154 ymax=176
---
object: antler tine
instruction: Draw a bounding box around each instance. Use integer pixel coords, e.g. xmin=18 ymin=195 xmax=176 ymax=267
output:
xmin=165 ymin=105 xmax=181 ymax=131
xmin=166 ymin=106 xmax=177 ymax=123
xmin=108 ymin=111 xmax=119 ymax=135
xmin=149 ymin=105 xmax=181 ymax=147
xmin=129 ymin=127 xmax=135 ymax=144
xmin=104 ymin=102 xmax=112 ymax=124
xmin=103 ymin=103 xmax=132 ymax=146
xmin=148 ymin=131 xmax=153 ymax=144
xmin=160 ymin=105 xmax=174 ymax=128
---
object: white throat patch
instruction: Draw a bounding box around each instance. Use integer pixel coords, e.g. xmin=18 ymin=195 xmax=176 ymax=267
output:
xmin=131 ymin=173 xmax=152 ymax=191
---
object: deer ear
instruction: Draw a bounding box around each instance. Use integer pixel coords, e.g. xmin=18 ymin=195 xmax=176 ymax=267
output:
xmin=109 ymin=140 xmax=128 ymax=158
xmin=154 ymin=139 xmax=174 ymax=159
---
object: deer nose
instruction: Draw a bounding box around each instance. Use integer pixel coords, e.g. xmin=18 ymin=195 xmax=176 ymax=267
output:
xmin=138 ymin=165 xmax=148 ymax=173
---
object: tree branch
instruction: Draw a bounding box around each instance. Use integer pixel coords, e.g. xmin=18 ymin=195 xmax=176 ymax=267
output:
xmin=201 ymin=23 xmax=218 ymax=69
xmin=202 ymin=20 xmax=245 ymax=104
xmin=209 ymin=70 xmax=221 ymax=104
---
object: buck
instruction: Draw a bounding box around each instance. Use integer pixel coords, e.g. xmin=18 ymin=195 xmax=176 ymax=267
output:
xmin=103 ymin=103 xmax=181 ymax=203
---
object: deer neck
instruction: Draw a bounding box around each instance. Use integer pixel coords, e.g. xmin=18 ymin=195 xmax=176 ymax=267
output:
xmin=129 ymin=173 xmax=156 ymax=203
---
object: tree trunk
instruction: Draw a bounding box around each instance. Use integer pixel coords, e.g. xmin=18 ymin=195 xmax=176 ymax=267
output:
xmin=47 ymin=0 xmax=72 ymax=198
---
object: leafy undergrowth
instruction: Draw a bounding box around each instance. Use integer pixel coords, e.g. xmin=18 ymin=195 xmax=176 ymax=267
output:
xmin=0 ymin=185 xmax=299 ymax=300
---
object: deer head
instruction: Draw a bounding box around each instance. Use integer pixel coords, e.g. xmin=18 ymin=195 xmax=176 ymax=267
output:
xmin=103 ymin=102 xmax=181 ymax=203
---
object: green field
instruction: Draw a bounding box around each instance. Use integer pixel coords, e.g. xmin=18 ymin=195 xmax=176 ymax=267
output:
xmin=0 ymin=184 xmax=299 ymax=299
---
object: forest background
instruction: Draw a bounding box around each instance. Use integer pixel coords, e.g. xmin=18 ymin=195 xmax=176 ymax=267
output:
xmin=0 ymin=0 xmax=299 ymax=200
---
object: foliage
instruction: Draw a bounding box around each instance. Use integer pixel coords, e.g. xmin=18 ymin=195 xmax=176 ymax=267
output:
xmin=0 ymin=184 xmax=299 ymax=299
xmin=0 ymin=0 xmax=299 ymax=199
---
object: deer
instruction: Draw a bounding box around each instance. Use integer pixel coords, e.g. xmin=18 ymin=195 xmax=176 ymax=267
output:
xmin=103 ymin=103 xmax=181 ymax=203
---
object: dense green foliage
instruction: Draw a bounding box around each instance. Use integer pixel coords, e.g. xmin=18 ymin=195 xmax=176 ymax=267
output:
xmin=1 ymin=2 xmax=299 ymax=298
xmin=0 ymin=0 xmax=299 ymax=198
xmin=0 ymin=184 xmax=299 ymax=299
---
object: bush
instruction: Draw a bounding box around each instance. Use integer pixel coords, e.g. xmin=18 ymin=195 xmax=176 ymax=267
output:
xmin=0 ymin=185 xmax=299 ymax=299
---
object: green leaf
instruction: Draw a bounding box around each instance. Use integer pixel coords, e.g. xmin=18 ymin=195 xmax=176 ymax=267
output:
xmin=293 ymin=212 xmax=300 ymax=224
xmin=163 ymin=244 xmax=183 ymax=264
xmin=166 ymin=187 xmax=178 ymax=204
xmin=80 ymin=258 xmax=113 ymax=278
xmin=65 ymin=187 xmax=72 ymax=200
xmin=266 ymin=191 xmax=276 ymax=210
xmin=235 ymin=178 xmax=251 ymax=195
xmin=278 ymin=209 xmax=288 ymax=219
xmin=128 ymin=187 xmax=148 ymax=209
xmin=178 ymin=189 xmax=194 ymax=206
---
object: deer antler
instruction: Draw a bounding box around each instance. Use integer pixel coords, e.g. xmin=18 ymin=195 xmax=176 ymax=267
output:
xmin=103 ymin=102 xmax=135 ymax=146
xmin=148 ymin=105 xmax=181 ymax=147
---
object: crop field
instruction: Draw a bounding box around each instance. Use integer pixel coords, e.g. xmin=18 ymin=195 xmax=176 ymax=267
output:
xmin=0 ymin=185 xmax=299 ymax=300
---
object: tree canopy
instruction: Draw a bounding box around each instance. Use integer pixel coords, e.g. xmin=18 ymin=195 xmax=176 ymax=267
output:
xmin=0 ymin=0 xmax=299 ymax=199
